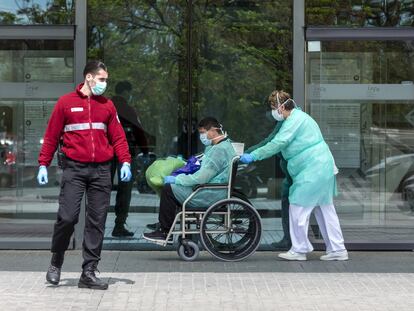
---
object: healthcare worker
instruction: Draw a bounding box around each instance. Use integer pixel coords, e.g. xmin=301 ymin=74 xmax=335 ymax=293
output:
xmin=240 ymin=90 xmax=348 ymax=261
xmin=143 ymin=117 xmax=236 ymax=242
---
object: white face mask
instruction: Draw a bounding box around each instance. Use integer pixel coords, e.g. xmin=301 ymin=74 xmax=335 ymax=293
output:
xmin=271 ymin=109 xmax=284 ymax=121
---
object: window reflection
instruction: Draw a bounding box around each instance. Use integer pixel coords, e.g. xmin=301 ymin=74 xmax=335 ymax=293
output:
xmin=306 ymin=0 xmax=414 ymax=27
xmin=0 ymin=0 xmax=74 ymax=25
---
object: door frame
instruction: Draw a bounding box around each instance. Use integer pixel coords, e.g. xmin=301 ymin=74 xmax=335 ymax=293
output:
xmin=303 ymin=26 xmax=414 ymax=251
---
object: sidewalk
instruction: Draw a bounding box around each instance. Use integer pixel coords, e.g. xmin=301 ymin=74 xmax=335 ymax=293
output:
xmin=0 ymin=250 xmax=413 ymax=311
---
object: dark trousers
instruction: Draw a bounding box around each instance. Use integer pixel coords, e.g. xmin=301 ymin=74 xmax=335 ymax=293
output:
xmin=158 ymin=184 xmax=181 ymax=231
xmin=280 ymin=193 xmax=291 ymax=244
xmin=110 ymin=158 xmax=136 ymax=225
xmin=280 ymin=172 xmax=292 ymax=245
xmin=51 ymin=158 xmax=112 ymax=269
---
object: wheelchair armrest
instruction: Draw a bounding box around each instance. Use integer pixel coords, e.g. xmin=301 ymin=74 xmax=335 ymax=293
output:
xmin=192 ymin=183 xmax=229 ymax=191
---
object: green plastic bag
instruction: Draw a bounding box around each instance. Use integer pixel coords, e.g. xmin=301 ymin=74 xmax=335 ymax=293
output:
xmin=145 ymin=157 xmax=185 ymax=195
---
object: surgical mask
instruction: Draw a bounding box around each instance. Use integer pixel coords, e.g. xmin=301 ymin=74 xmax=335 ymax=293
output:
xmin=200 ymin=129 xmax=226 ymax=146
xmin=90 ymin=80 xmax=107 ymax=95
xmin=199 ymin=133 xmax=211 ymax=146
xmin=271 ymin=108 xmax=284 ymax=121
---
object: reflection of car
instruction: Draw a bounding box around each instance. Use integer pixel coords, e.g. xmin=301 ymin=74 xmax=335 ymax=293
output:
xmin=365 ymin=154 xmax=414 ymax=212
xmin=401 ymin=175 xmax=414 ymax=212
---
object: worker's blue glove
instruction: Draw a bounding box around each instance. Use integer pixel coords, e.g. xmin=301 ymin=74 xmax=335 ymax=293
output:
xmin=120 ymin=163 xmax=132 ymax=182
xmin=164 ymin=175 xmax=176 ymax=184
xmin=240 ymin=153 xmax=255 ymax=164
xmin=37 ymin=165 xmax=48 ymax=185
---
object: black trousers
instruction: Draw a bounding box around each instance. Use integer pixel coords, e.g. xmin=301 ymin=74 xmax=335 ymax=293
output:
xmin=51 ymin=158 xmax=112 ymax=269
xmin=280 ymin=194 xmax=291 ymax=245
xmin=110 ymin=157 xmax=136 ymax=225
xmin=158 ymin=184 xmax=181 ymax=231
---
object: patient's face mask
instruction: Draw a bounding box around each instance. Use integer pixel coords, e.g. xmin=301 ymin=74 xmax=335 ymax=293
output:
xmin=199 ymin=126 xmax=225 ymax=146
xmin=199 ymin=133 xmax=211 ymax=146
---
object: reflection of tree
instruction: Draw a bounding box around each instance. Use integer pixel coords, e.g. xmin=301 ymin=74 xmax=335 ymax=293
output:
xmin=88 ymin=1 xmax=293 ymax=156
xmin=306 ymin=0 xmax=414 ymax=27
xmin=0 ymin=0 xmax=74 ymax=25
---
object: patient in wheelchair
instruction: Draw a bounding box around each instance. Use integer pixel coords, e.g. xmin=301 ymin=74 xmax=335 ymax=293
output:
xmin=143 ymin=117 xmax=237 ymax=242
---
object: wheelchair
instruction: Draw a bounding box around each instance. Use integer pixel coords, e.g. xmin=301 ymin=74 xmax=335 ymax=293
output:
xmin=152 ymin=156 xmax=262 ymax=262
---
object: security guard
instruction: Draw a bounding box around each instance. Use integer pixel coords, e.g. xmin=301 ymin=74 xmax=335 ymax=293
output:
xmin=37 ymin=61 xmax=132 ymax=290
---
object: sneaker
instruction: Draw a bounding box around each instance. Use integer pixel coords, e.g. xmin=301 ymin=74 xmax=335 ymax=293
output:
xmin=278 ymin=250 xmax=307 ymax=261
xmin=320 ymin=250 xmax=349 ymax=261
xmin=143 ymin=228 xmax=168 ymax=242
xmin=111 ymin=224 xmax=134 ymax=237
xmin=146 ymin=222 xmax=161 ymax=230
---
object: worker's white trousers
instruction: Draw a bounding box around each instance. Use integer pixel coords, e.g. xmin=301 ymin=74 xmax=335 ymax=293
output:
xmin=289 ymin=204 xmax=346 ymax=254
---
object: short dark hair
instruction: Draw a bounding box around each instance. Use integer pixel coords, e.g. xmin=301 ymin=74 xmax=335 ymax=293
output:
xmin=198 ymin=117 xmax=223 ymax=133
xmin=115 ymin=81 xmax=132 ymax=95
xmin=83 ymin=60 xmax=107 ymax=78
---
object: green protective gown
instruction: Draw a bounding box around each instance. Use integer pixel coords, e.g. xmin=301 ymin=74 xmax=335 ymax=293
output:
xmin=250 ymin=109 xmax=336 ymax=208
xmin=171 ymin=138 xmax=237 ymax=208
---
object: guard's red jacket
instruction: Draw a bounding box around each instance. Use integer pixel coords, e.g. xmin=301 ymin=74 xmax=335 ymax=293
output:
xmin=38 ymin=83 xmax=131 ymax=166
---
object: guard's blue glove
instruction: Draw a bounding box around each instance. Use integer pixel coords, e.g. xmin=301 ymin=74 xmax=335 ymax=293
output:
xmin=37 ymin=165 xmax=48 ymax=185
xmin=120 ymin=163 xmax=132 ymax=182
xmin=240 ymin=153 xmax=255 ymax=164
xmin=164 ymin=175 xmax=176 ymax=184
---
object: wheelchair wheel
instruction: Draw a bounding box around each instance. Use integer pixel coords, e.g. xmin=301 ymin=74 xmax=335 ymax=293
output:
xmin=178 ymin=240 xmax=199 ymax=261
xmin=200 ymin=198 xmax=261 ymax=262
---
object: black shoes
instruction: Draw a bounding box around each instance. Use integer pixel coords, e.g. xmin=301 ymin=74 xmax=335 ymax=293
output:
xmin=112 ymin=224 xmax=134 ymax=237
xmin=46 ymin=252 xmax=64 ymax=285
xmin=143 ymin=227 xmax=168 ymax=242
xmin=46 ymin=265 xmax=61 ymax=285
xmin=146 ymin=222 xmax=161 ymax=230
xmin=46 ymin=253 xmax=108 ymax=290
xmin=78 ymin=263 xmax=108 ymax=290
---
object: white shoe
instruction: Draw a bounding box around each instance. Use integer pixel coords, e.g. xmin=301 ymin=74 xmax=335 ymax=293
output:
xmin=320 ymin=250 xmax=349 ymax=261
xmin=278 ymin=250 xmax=307 ymax=261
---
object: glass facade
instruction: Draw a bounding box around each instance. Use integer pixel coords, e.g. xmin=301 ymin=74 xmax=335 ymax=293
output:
xmin=0 ymin=0 xmax=75 ymax=25
xmin=0 ymin=0 xmax=412 ymax=250
xmin=306 ymin=40 xmax=414 ymax=244
xmin=306 ymin=0 xmax=414 ymax=27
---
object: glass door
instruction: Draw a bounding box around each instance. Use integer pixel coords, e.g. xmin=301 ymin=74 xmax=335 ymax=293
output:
xmin=0 ymin=39 xmax=74 ymax=248
xmin=191 ymin=0 xmax=293 ymax=249
xmin=88 ymin=0 xmax=294 ymax=249
xmin=306 ymin=40 xmax=414 ymax=247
